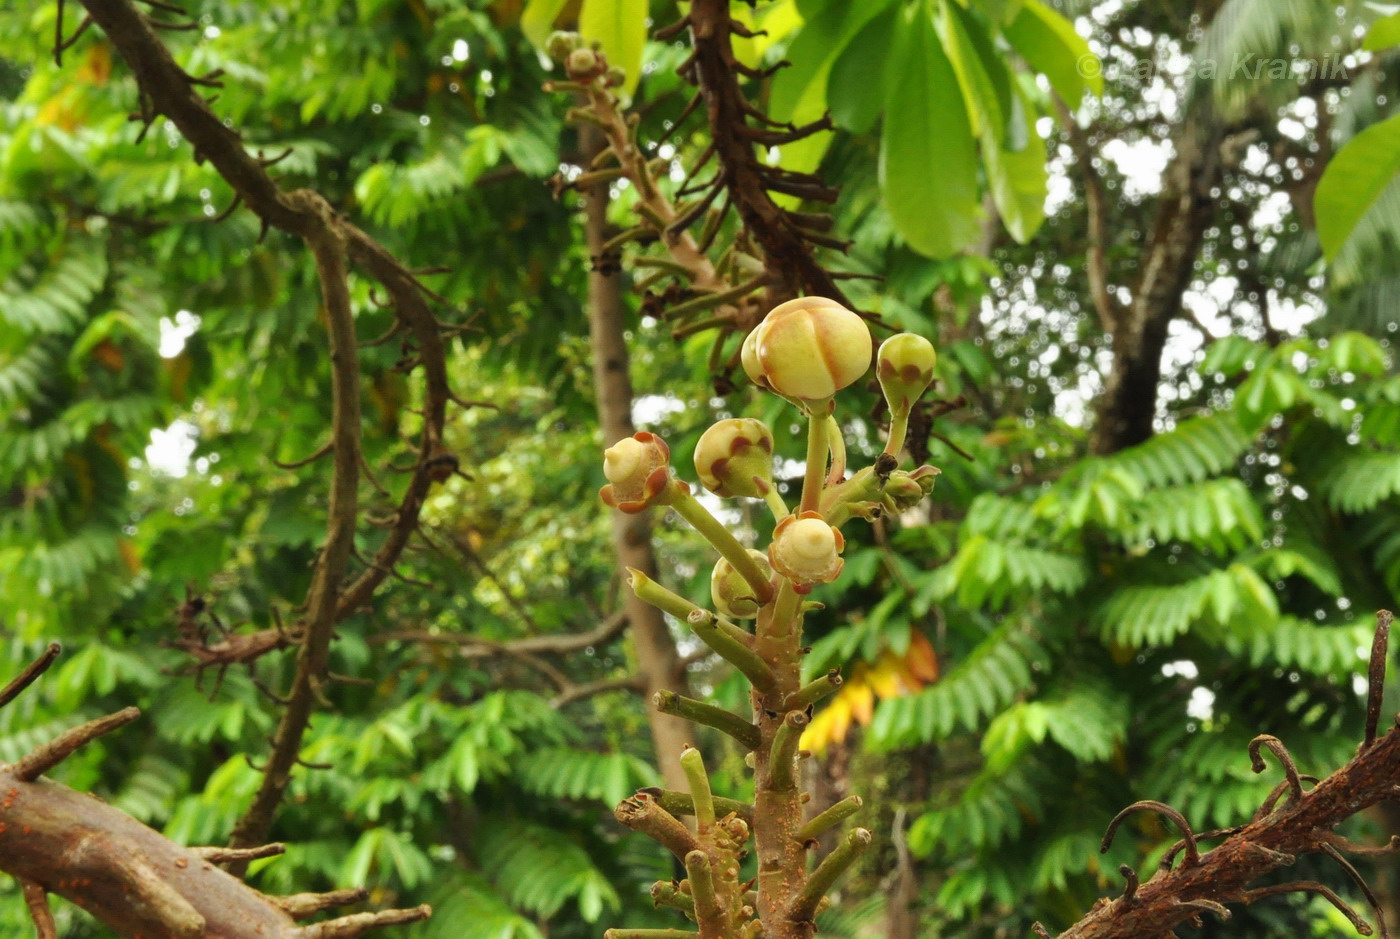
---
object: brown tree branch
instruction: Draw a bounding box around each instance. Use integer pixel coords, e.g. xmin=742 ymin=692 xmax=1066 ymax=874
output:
xmin=1052 ymin=96 xmax=1122 ymax=331
xmin=71 ymin=0 xmax=460 ymax=860
xmin=0 ymin=648 xmax=429 ymax=938
xmin=1051 ymin=611 xmax=1400 ymax=938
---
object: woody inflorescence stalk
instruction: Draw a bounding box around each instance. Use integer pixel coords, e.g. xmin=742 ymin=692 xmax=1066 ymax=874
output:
xmin=599 ymin=297 xmax=940 ymax=939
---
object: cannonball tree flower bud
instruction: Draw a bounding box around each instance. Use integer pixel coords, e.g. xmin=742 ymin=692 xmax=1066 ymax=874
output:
xmin=711 ymin=549 xmax=773 ymax=619
xmin=769 ymin=511 xmax=845 ymax=590
xmin=742 ymin=297 xmax=872 ymax=403
xmin=885 ymin=465 xmax=941 ymax=511
xmin=877 ymin=333 xmax=937 ymax=417
xmin=600 ymin=431 xmax=682 ymax=514
xmin=545 ymin=30 xmax=581 ymax=62
xmin=694 ymin=418 xmax=776 ymax=499
xmin=566 ymin=47 xmax=602 ymax=79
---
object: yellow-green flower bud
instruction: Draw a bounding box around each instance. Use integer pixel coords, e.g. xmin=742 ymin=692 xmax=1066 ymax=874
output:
xmin=566 ymin=47 xmax=601 ymax=79
xmin=877 ymin=333 xmax=937 ymax=417
xmin=604 ymin=65 xmax=627 ymax=87
xmin=545 ymin=31 xmax=582 ymax=62
xmin=769 ymin=511 xmax=845 ymax=591
xmin=694 ymin=418 xmax=775 ymax=499
xmin=711 ymin=549 xmax=772 ymax=619
xmin=885 ymin=465 xmax=940 ymax=511
xmin=600 ymin=432 xmax=682 ymax=514
xmin=742 ymin=297 xmax=872 ymax=403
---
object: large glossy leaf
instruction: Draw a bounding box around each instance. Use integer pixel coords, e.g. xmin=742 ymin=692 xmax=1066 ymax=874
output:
xmin=1364 ymin=10 xmax=1400 ymax=50
xmin=1314 ymin=113 xmax=1400 ymax=261
xmin=983 ymin=82 xmax=1047 ymax=243
xmin=1002 ymin=0 xmax=1101 ymax=109
xmin=879 ymin=1 xmax=982 ymax=258
xmin=579 ymin=0 xmax=647 ymax=97
xmin=826 ymin=3 xmax=900 ymax=135
xmin=519 ymin=0 xmax=568 ymax=49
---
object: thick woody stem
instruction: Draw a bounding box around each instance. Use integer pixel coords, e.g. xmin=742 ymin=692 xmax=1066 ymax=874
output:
xmin=616 ymin=792 xmax=703 ymax=860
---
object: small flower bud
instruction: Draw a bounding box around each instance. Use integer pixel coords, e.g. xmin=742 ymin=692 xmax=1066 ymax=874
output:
xmin=769 ymin=511 xmax=845 ymax=589
xmin=604 ymin=65 xmax=627 ymax=87
xmin=545 ymin=31 xmax=581 ymax=62
xmin=885 ymin=465 xmax=939 ymax=511
xmin=742 ymin=297 xmax=872 ymax=403
xmin=711 ymin=549 xmax=773 ymax=619
xmin=566 ymin=47 xmax=601 ymax=79
xmin=600 ymin=432 xmax=680 ymax=514
xmin=877 ymin=333 xmax=937 ymax=416
xmin=694 ymin=418 xmax=776 ymax=499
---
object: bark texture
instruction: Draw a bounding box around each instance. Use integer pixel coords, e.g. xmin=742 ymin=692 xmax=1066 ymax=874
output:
xmin=582 ymin=144 xmax=699 ymax=792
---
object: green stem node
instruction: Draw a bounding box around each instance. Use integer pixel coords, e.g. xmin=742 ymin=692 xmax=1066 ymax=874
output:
xmin=671 ymin=491 xmax=773 ymax=603
xmin=794 ymin=796 xmax=864 ymax=844
xmin=688 ymin=610 xmax=776 ymax=692
xmin=655 ymin=691 xmax=761 ymax=750
xmin=640 ymin=788 xmax=754 ymax=826
xmin=787 ymin=670 xmax=843 ymax=711
xmin=788 ymin=828 xmax=873 ymax=922
xmin=769 ymin=711 xmax=808 ymax=791
xmin=684 ymin=850 xmax=724 ymax=931
xmin=650 ymin=881 xmax=696 ymax=916
xmin=679 ymin=747 xmax=716 ymax=830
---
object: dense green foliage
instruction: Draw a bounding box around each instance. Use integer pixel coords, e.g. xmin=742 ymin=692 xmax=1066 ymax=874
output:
xmin=2 ymin=0 xmax=1399 ymax=937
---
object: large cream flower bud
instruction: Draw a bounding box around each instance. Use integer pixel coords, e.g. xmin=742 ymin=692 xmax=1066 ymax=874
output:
xmin=769 ymin=511 xmax=845 ymax=591
xmin=877 ymin=333 xmax=937 ymax=417
xmin=694 ymin=418 xmax=776 ymax=499
xmin=711 ymin=549 xmax=773 ymax=619
xmin=600 ymin=431 xmax=682 ymax=514
xmin=742 ymin=297 xmax=872 ymax=403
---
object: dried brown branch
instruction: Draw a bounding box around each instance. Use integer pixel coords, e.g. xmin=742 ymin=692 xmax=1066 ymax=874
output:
xmin=1050 ymin=610 xmax=1400 ymax=939
xmin=0 ymin=651 xmax=429 ymax=938
xmin=70 ymin=0 xmax=460 ymax=862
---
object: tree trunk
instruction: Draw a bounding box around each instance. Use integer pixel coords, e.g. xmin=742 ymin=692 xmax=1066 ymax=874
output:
xmin=582 ymin=138 xmax=699 ymax=793
xmin=1091 ymin=116 xmax=1225 ymax=456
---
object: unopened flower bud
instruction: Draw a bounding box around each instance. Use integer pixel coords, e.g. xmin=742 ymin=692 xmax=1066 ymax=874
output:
xmin=604 ymin=65 xmax=627 ymax=87
xmin=877 ymin=333 xmax=937 ymax=416
xmin=769 ymin=511 xmax=845 ymax=589
xmin=566 ymin=47 xmax=601 ymax=78
xmin=742 ymin=297 xmax=872 ymax=403
xmin=600 ymin=432 xmax=680 ymax=514
xmin=545 ymin=31 xmax=581 ymax=62
xmin=694 ymin=418 xmax=775 ymax=498
xmin=712 ymin=549 xmax=772 ymax=619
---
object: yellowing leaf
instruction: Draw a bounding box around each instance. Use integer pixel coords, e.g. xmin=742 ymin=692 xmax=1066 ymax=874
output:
xmin=579 ymin=0 xmax=646 ymax=98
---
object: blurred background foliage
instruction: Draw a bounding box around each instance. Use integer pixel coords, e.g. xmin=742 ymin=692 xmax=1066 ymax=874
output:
xmin=1 ymin=0 xmax=1399 ymax=936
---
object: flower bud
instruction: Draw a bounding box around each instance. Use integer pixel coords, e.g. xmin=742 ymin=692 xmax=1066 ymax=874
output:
xmin=769 ymin=511 xmax=845 ymax=590
xmin=545 ymin=31 xmax=582 ymax=62
xmin=566 ymin=47 xmax=601 ymax=79
xmin=600 ymin=432 xmax=680 ymax=514
xmin=885 ymin=465 xmax=940 ymax=511
xmin=604 ymin=65 xmax=627 ymax=87
xmin=877 ymin=333 xmax=937 ymax=416
xmin=742 ymin=297 xmax=872 ymax=403
xmin=711 ymin=549 xmax=772 ymax=619
xmin=694 ymin=418 xmax=775 ymax=499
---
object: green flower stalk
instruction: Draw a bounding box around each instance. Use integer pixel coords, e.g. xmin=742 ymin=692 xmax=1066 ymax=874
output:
xmin=600 ymin=298 xmax=941 ymax=939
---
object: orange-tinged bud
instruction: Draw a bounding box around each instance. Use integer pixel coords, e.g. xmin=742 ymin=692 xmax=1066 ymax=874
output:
xmin=877 ymin=333 xmax=937 ymax=416
xmin=694 ymin=418 xmax=775 ymax=499
xmin=742 ymin=297 xmax=872 ymax=402
xmin=711 ymin=549 xmax=772 ymax=619
xmin=600 ymin=432 xmax=679 ymax=514
xmin=769 ymin=511 xmax=845 ymax=589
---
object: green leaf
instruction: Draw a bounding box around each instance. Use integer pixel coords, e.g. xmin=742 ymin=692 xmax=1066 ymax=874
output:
xmin=879 ymin=1 xmax=983 ymax=258
xmin=983 ymin=82 xmax=1047 ymax=243
xmin=826 ymin=4 xmax=899 ymax=135
xmin=1315 ymin=113 xmax=1400 ymax=261
xmin=520 ymin=0 xmax=568 ymax=49
xmin=579 ymin=0 xmax=647 ymax=98
xmin=1363 ymin=10 xmax=1400 ymax=51
xmin=1002 ymin=0 xmax=1101 ymax=109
